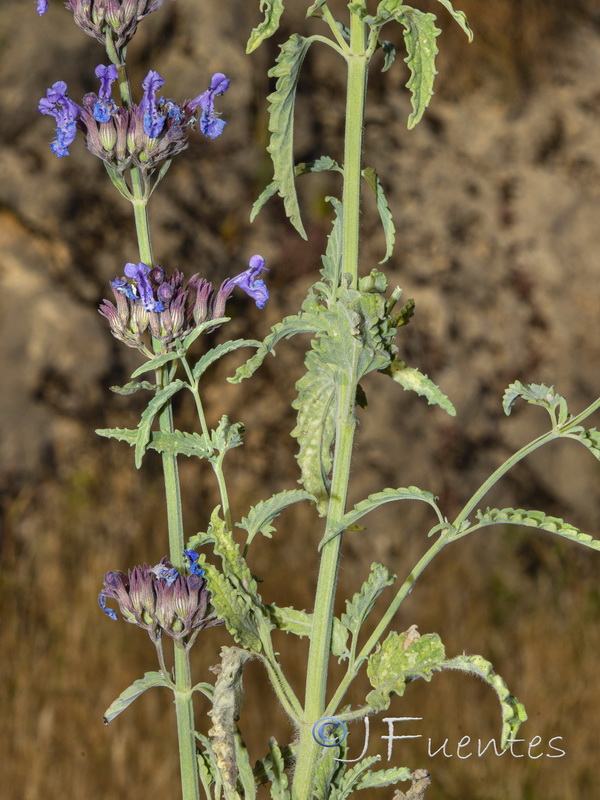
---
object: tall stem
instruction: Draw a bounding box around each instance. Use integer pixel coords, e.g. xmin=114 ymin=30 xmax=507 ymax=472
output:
xmin=292 ymin=14 xmax=369 ymax=800
xmin=130 ymin=177 xmax=199 ymax=800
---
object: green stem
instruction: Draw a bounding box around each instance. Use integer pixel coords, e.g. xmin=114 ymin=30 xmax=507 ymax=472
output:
xmin=327 ymin=535 xmax=449 ymax=716
xmin=129 ymin=163 xmax=198 ymax=800
xmin=292 ymin=15 xmax=369 ymax=800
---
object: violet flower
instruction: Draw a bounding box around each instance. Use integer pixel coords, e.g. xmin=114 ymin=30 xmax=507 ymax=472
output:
xmin=38 ymin=81 xmax=82 ymax=157
xmin=190 ymin=72 xmax=230 ymax=139
xmin=222 ymin=255 xmax=270 ymax=309
xmin=98 ymin=556 xmax=219 ymax=648
xmin=141 ymin=70 xmax=167 ymax=138
xmin=93 ymin=64 xmax=119 ymax=123
xmin=100 ymin=256 xmax=269 ymax=354
xmin=36 ymin=0 xmax=48 ymax=15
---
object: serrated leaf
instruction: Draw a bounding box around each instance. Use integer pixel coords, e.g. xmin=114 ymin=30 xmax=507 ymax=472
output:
xmin=314 ymin=744 xmax=346 ymax=800
xmin=400 ymin=8 xmax=441 ymax=129
xmin=355 ymin=766 xmax=412 ymax=790
xmin=330 ymin=756 xmax=381 ymax=800
xmin=291 ymin=347 xmax=337 ymax=515
xmin=109 ymin=380 xmax=156 ymax=395
xmin=95 ymin=427 xmax=213 ymax=460
xmin=474 ymin=507 xmax=600 ymax=551
xmin=434 ymin=0 xmax=473 ymax=41
xmin=572 ymin=428 xmax=600 ymax=461
xmin=103 ymin=671 xmax=171 ymax=725
xmin=130 ymin=351 xmax=180 ymax=379
xmin=320 ymin=196 xmax=344 ymax=287
xmin=266 ymin=605 xmax=349 ymax=657
xmin=362 ymin=167 xmax=395 ymax=263
xmin=260 ymin=739 xmax=291 ymax=800
xmin=202 ymin=562 xmax=263 ymax=651
xmin=236 ymin=489 xmax=314 ymax=545
xmin=384 ymin=359 xmax=456 ymax=416
xmin=181 ymin=317 xmax=230 ymax=352
xmin=442 ymin=654 xmax=527 ymax=748
xmin=247 ymin=0 xmax=285 ymax=53
xmin=366 ymin=630 xmax=445 ymax=709
xmin=265 ymin=34 xmax=316 ymax=237
xmin=229 ymin=312 xmax=322 ymax=383
xmin=131 ymin=380 xmax=185 ymax=467
xmin=340 ymin=563 xmax=395 ymax=640
xmin=251 ymin=156 xmax=341 ymax=223
xmin=209 ymin=415 xmax=245 ymax=457
xmin=324 ymin=486 xmax=441 ymax=545
xmin=502 ymin=380 xmax=569 ymax=425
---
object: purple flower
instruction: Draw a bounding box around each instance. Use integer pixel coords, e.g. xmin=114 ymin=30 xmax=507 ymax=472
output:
xmin=223 ymin=255 xmax=270 ymax=309
xmin=98 ymin=557 xmax=220 ymax=648
xmin=184 ymin=549 xmax=205 ymax=577
xmin=93 ymin=64 xmax=119 ymax=123
xmin=36 ymin=0 xmax=48 ymax=15
xmin=141 ymin=70 xmax=167 ymax=138
xmin=38 ymin=81 xmax=82 ymax=157
xmin=112 ymin=262 xmax=164 ymax=312
xmin=190 ymin=72 xmax=230 ymax=139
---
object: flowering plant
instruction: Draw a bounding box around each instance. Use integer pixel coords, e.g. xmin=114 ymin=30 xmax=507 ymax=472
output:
xmin=35 ymin=1 xmax=600 ymax=800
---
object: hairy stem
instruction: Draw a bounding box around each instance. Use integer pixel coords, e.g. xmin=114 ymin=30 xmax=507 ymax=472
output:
xmin=292 ymin=13 xmax=369 ymax=800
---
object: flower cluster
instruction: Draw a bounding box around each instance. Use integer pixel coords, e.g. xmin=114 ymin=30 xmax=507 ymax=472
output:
xmin=37 ymin=0 xmax=173 ymax=54
xmin=98 ymin=550 xmax=219 ymax=648
xmin=38 ymin=66 xmax=229 ymax=168
xmin=99 ymin=255 xmax=269 ymax=353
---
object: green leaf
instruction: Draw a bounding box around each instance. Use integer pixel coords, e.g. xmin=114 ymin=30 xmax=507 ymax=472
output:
xmin=442 ymin=654 xmax=527 ymax=748
xmin=503 ymin=380 xmax=569 ymax=425
xmin=355 ymin=766 xmax=412 ymax=790
xmin=380 ymin=39 xmax=396 ymax=72
xmin=324 ymin=486 xmax=441 ymax=545
xmin=202 ymin=562 xmax=263 ymax=651
xmin=253 ymin=743 xmax=296 ymax=787
xmin=265 ymin=34 xmax=316 ymax=237
xmin=260 ymin=739 xmax=291 ymax=800
xmin=572 ymin=427 xmax=600 ymax=461
xmin=229 ymin=311 xmax=322 ymax=383
xmin=320 ymin=196 xmax=344 ymax=287
xmin=134 ymin=380 xmax=186 ymax=467
xmin=181 ymin=317 xmax=230 ymax=352
xmin=266 ymin=605 xmax=349 ymax=658
xmin=474 ymin=507 xmax=600 ymax=551
xmin=362 ymin=167 xmax=395 ymax=263
xmin=130 ymin=351 xmax=180 ymax=379
xmin=330 ymin=757 xmax=382 ymax=800
xmin=251 ymin=157 xmax=341 ymax=223
xmin=236 ymin=489 xmax=314 ymax=545
xmin=366 ymin=630 xmax=445 ymax=709
xmin=103 ymin=164 xmax=134 ymax=201
xmin=398 ymin=7 xmax=441 ymax=129
xmin=103 ymin=671 xmax=171 ymax=725
xmin=306 ymin=0 xmax=327 ymax=16
xmin=95 ymin=427 xmax=214 ymax=460
xmin=291 ymin=344 xmax=337 ymax=515
xmin=191 ymin=338 xmax=260 ymax=379
xmin=433 ymin=0 xmax=473 ymax=41
xmin=384 ymin=359 xmax=456 ymax=415
xmin=247 ymin=0 xmax=285 ymax=53
xmin=209 ymin=415 xmax=245 ymax=457
xmin=109 ymin=380 xmax=156 ymax=395
xmin=340 ymin=563 xmax=396 ymax=642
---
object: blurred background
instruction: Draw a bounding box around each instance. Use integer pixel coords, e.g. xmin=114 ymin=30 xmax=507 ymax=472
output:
xmin=1 ymin=0 xmax=600 ymax=797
